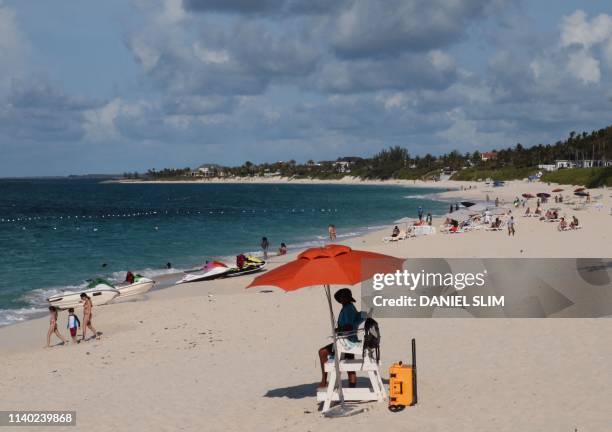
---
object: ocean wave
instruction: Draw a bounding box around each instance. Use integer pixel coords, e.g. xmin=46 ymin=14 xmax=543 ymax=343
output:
xmin=0 ymin=306 xmax=47 ymax=327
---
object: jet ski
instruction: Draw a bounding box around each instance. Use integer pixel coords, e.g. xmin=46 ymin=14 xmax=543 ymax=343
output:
xmin=47 ymin=278 xmax=120 ymax=310
xmin=226 ymin=255 xmax=266 ymax=277
xmin=178 ymin=261 xmax=231 ymax=284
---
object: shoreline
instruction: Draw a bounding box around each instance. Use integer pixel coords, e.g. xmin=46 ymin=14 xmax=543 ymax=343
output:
xmin=106 ymin=175 xmax=477 ymax=189
xmin=2 ymin=178 xmax=606 ymax=333
xmin=2 ymin=179 xmax=611 ymax=431
xmin=0 ymin=181 xmax=453 ymax=329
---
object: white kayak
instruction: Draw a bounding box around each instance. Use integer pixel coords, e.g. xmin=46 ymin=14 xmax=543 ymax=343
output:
xmin=47 ymin=286 xmax=120 ymax=310
xmin=115 ymin=277 xmax=155 ymax=298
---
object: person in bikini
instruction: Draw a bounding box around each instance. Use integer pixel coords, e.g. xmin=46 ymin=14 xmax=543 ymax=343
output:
xmin=80 ymin=293 xmax=100 ymax=341
xmin=45 ymin=306 xmax=67 ymax=348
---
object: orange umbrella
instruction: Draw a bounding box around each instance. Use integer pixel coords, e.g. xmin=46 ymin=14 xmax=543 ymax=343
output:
xmin=248 ymin=244 xmax=404 ymax=291
xmin=247 ymin=244 xmax=404 ymax=414
xmin=552 ymin=188 xmax=563 ymax=192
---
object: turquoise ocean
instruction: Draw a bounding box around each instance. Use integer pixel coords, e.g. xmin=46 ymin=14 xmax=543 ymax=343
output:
xmin=0 ymin=180 xmax=448 ymax=326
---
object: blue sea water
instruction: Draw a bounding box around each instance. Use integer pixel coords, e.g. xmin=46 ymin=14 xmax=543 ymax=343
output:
xmin=0 ymin=179 xmax=448 ymax=325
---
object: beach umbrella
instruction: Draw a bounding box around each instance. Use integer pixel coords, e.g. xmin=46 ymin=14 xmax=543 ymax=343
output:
xmin=574 ymin=187 xmax=586 ymax=192
xmin=574 ymin=191 xmax=589 ymax=197
xmin=247 ymin=244 xmax=404 ymax=416
xmin=536 ymin=193 xmax=551 ymax=198
xmin=461 ymin=201 xmax=476 ymax=207
xmin=522 ymin=193 xmax=535 ymax=199
xmin=552 ymin=188 xmax=564 ymax=192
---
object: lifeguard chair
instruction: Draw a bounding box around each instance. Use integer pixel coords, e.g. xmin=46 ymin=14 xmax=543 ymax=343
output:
xmin=317 ymin=312 xmax=387 ymax=413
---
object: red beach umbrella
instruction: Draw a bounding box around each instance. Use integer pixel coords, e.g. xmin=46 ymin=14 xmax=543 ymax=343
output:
xmin=552 ymin=188 xmax=564 ymax=192
xmin=522 ymin=193 xmax=535 ymax=199
xmin=574 ymin=187 xmax=586 ymax=192
xmin=248 ymin=244 xmax=403 ymax=292
xmin=247 ymin=244 xmax=404 ymax=414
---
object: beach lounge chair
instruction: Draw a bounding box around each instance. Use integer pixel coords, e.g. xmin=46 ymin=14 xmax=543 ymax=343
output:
xmin=317 ymin=313 xmax=386 ymax=413
xmin=412 ymin=225 xmax=436 ymax=236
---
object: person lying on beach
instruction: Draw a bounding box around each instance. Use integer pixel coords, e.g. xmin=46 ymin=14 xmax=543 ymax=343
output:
xmin=391 ymin=226 xmax=400 ymax=237
xmin=45 ymin=306 xmax=67 ymax=348
xmin=67 ymin=308 xmax=81 ymax=344
xmin=318 ymin=288 xmax=361 ymax=389
xmin=80 ymin=293 xmax=100 ymax=341
xmin=278 ymin=243 xmax=287 ymax=255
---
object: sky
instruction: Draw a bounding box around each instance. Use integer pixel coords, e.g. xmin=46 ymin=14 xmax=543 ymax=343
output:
xmin=1 ymin=0 xmax=611 ymax=176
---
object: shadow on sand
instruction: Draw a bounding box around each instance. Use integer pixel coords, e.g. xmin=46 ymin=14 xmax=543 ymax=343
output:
xmin=264 ymin=377 xmax=388 ymax=400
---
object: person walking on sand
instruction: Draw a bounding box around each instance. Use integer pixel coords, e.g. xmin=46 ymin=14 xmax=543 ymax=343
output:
xmin=495 ymin=197 xmax=499 ymax=207
xmin=45 ymin=306 xmax=67 ymax=348
xmin=507 ymin=216 xmax=516 ymax=236
xmin=80 ymin=293 xmax=99 ymax=341
xmin=67 ymin=308 xmax=81 ymax=344
xmin=261 ymin=237 xmax=269 ymax=260
xmin=417 ymin=206 xmax=424 ymax=221
xmin=426 ymin=212 xmax=432 ymax=226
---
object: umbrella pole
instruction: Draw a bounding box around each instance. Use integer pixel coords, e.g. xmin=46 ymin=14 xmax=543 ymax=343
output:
xmin=325 ymin=284 xmax=345 ymax=406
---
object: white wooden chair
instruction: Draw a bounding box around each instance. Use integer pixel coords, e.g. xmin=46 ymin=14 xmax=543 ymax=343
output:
xmin=317 ymin=313 xmax=386 ymax=413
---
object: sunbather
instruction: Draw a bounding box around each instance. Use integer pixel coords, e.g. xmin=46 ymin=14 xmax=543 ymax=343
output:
xmin=570 ymin=216 xmax=579 ymax=229
xmin=492 ymin=217 xmax=501 ymax=229
xmin=318 ymin=288 xmax=361 ymax=389
xmin=391 ymin=226 xmax=400 ymax=238
xmin=558 ymin=217 xmax=567 ymax=231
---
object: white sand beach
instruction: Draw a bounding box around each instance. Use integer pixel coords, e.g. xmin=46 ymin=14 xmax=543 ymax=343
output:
xmin=1 ymin=180 xmax=611 ymax=431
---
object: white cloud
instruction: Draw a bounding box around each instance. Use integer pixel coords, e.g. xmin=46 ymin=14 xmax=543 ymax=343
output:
xmin=193 ymin=42 xmax=230 ymax=64
xmin=435 ymin=108 xmax=510 ymax=149
xmin=83 ymin=99 xmax=148 ymax=141
xmin=559 ymin=10 xmax=612 ymax=81
xmin=567 ymin=50 xmax=601 ymax=84
xmin=0 ymin=2 xmax=27 ymax=88
xmin=429 ymin=50 xmax=455 ymax=72
xmin=560 ymin=10 xmax=612 ymax=48
xmin=130 ymin=37 xmax=161 ymax=72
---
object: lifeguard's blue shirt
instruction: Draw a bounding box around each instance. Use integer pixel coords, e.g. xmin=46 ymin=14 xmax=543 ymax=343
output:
xmin=338 ymin=303 xmax=361 ymax=341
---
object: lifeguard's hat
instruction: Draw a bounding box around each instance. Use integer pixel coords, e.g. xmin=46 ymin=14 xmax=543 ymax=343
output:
xmin=334 ymin=288 xmax=356 ymax=303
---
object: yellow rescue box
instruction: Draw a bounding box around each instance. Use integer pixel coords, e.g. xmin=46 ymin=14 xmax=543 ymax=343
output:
xmin=388 ymin=338 xmax=417 ymax=412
